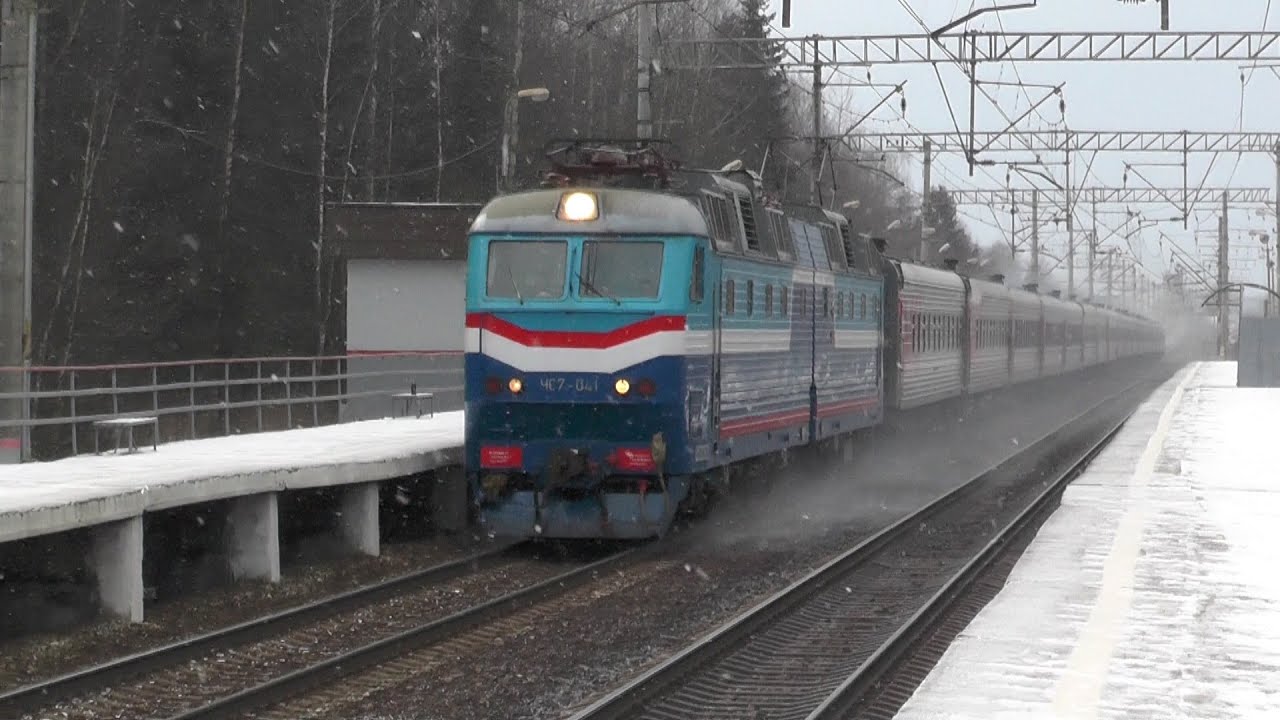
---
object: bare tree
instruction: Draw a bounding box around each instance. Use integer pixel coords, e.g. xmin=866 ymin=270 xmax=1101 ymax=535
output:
xmin=316 ymin=0 xmax=336 ymax=354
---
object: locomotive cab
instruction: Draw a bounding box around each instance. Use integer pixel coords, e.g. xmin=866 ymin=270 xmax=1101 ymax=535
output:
xmin=464 ymin=187 xmax=710 ymax=539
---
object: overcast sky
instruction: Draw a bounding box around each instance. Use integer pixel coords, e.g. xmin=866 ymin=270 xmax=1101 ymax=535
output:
xmin=777 ymin=0 xmax=1276 ymax=297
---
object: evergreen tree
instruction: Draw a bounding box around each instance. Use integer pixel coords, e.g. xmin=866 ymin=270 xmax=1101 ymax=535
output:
xmin=922 ymin=187 xmax=977 ymax=265
xmin=446 ymin=0 xmax=509 ymax=199
xmin=713 ymin=0 xmax=796 ymax=192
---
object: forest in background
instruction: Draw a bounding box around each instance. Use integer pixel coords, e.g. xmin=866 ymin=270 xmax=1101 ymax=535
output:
xmin=27 ymin=0 xmax=1029 ymax=365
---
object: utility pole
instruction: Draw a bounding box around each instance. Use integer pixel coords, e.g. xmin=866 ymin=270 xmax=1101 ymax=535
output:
xmin=1030 ymin=189 xmax=1040 ymax=282
xmin=920 ymin=139 xmax=931 ymax=262
xmin=1274 ymin=144 xmax=1279 ymax=316
xmin=1 ymin=0 xmax=36 ymax=464
xmin=1218 ymin=192 xmax=1230 ymax=358
xmin=1089 ymin=201 xmax=1098 ymax=301
xmin=1066 ymin=151 xmax=1075 ymax=297
xmin=1125 ymin=256 xmax=1131 ymax=309
xmin=500 ymin=0 xmax=524 ymax=193
xmin=811 ymin=53 xmax=823 ymax=205
xmin=1130 ymin=261 xmax=1137 ymax=312
xmin=1106 ymin=250 xmax=1114 ymax=308
xmin=636 ymin=0 xmax=654 ymax=140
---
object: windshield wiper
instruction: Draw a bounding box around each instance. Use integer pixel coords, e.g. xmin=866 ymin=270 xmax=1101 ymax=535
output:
xmin=507 ymin=265 xmax=525 ymax=305
xmin=577 ymin=271 xmax=621 ymax=306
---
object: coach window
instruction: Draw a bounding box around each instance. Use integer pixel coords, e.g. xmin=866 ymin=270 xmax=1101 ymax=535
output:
xmin=747 ymin=280 xmax=755 ymax=316
xmin=724 ymin=279 xmax=735 ymax=314
xmin=822 ymin=288 xmax=831 ymax=318
xmin=781 ymin=286 xmax=790 ymax=316
xmin=690 ymin=247 xmax=705 ymax=302
xmin=860 ymin=294 xmax=867 ymax=320
xmin=765 ymin=285 xmax=774 ymax=316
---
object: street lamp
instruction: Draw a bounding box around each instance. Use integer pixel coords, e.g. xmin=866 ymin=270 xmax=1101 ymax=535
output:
xmin=1255 ymin=232 xmax=1275 ymax=316
xmin=500 ymin=87 xmax=551 ymax=193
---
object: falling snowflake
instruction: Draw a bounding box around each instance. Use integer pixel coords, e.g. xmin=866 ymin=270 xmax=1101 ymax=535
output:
xmin=411 ymin=30 xmax=423 ymax=40
xmin=112 ymin=221 xmax=124 ymax=233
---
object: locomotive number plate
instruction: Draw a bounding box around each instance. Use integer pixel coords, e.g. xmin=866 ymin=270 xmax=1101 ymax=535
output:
xmin=538 ymin=377 xmax=600 ymax=393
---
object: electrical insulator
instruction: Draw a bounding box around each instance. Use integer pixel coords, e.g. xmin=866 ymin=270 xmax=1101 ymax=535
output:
xmin=900 ymin=96 xmax=907 ymax=115
xmin=1059 ymin=98 xmax=1066 ymax=114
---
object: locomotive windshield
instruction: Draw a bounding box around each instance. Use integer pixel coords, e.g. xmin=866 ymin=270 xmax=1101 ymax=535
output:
xmin=580 ymin=240 xmax=664 ymax=299
xmin=486 ymin=240 xmax=567 ymax=300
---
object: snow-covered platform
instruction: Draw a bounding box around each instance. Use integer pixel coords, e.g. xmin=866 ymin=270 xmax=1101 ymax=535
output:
xmin=896 ymin=361 xmax=1280 ymax=719
xmin=0 ymin=413 xmax=465 ymax=621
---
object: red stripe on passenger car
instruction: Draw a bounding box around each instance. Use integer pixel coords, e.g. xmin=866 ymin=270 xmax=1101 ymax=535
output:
xmin=465 ymin=313 xmax=686 ymax=349
xmin=0 ymin=438 xmax=19 ymax=450
xmin=817 ymin=396 xmax=879 ymax=417
xmin=719 ymin=408 xmax=811 ymax=438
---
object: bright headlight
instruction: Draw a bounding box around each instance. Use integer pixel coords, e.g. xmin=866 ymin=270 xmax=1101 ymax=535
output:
xmin=558 ymin=191 xmax=599 ymax=222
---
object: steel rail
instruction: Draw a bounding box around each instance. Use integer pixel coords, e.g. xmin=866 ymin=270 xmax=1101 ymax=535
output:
xmin=164 ymin=545 xmax=643 ymax=720
xmin=0 ymin=542 xmax=520 ymax=717
xmin=567 ymin=377 xmax=1152 ymax=720
xmin=805 ymin=388 xmax=1139 ymax=719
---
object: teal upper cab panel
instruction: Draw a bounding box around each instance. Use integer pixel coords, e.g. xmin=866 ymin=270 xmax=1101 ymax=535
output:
xmin=465 ymin=188 xmax=707 ymax=319
xmin=468 ymin=187 xmax=710 ymax=238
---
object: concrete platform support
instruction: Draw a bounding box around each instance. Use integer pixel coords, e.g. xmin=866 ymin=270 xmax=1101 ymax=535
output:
xmin=226 ymin=492 xmax=280 ymax=582
xmin=432 ymin=466 xmax=468 ymax=533
xmin=339 ymin=482 xmax=380 ymax=556
xmin=88 ymin=516 xmax=144 ymax=622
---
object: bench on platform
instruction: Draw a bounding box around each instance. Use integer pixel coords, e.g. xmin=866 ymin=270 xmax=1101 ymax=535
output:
xmin=391 ymin=391 xmax=435 ymax=418
xmin=93 ymin=417 xmax=159 ymax=454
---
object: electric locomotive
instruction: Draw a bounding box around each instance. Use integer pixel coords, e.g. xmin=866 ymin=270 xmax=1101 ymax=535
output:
xmin=465 ymin=141 xmax=884 ymax=539
xmin=463 ymin=140 xmax=1165 ymax=541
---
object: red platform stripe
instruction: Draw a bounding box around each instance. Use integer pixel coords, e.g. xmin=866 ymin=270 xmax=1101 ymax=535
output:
xmin=465 ymin=313 xmax=686 ymax=349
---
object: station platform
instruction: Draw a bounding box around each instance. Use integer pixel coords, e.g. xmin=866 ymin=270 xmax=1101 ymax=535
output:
xmin=896 ymin=361 xmax=1280 ymax=719
xmin=0 ymin=412 xmax=464 ymax=622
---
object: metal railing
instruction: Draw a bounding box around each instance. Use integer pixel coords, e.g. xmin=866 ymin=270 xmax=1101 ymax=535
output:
xmin=0 ymin=352 xmax=464 ymax=461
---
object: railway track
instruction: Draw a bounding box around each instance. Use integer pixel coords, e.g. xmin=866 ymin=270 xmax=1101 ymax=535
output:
xmin=569 ymin=377 xmax=1153 ymax=720
xmin=3 ymin=541 xmax=640 ymax=720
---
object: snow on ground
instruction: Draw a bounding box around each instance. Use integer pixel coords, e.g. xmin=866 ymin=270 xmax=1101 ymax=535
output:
xmin=895 ymin=362 xmax=1280 ymax=720
xmin=0 ymin=412 xmax=464 ymax=543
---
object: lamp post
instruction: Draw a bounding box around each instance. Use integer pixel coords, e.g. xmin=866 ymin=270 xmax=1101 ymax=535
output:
xmin=500 ymin=87 xmax=550 ymax=194
xmin=1254 ymin=231 xmax=1274 ymax=316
